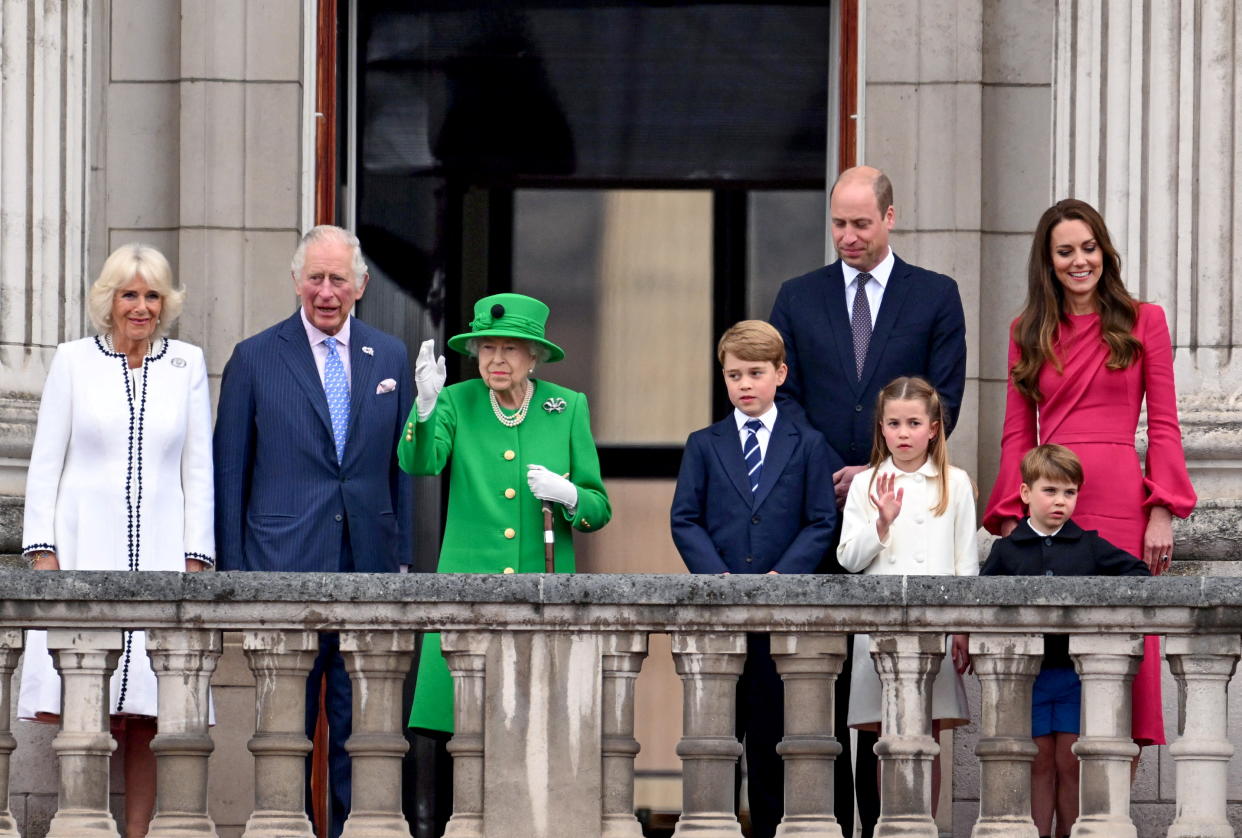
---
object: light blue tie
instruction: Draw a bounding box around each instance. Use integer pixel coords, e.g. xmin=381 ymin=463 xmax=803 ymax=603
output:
xmin=743 ymin=418 xmax=764 ymax=493
xmin=323 ymin=337 xmax=350 ymax=464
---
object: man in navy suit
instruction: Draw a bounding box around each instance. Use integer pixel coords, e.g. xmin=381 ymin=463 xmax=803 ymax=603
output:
xmin=214 ymin=225 xmax=413 ymax=838
xmin=770 ymin=166 xmax=967 ymax=837
xmin=671 ymin=320 xmax=838 ymax=838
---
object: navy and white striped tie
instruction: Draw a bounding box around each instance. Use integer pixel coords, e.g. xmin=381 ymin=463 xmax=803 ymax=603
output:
xmin=743 ymin=418 xmax=764 ymax=493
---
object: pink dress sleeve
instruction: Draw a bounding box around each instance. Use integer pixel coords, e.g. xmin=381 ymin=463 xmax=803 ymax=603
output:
xmin=1137 ymin=304 xmax=1197 ymax=517
xmin=983 ymin=324 xmax=1037 ymax=534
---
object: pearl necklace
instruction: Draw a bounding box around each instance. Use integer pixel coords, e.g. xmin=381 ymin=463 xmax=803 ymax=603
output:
xmin=104 ymin=332 xmax=156 ymax=360
xmin=490 ymin=380 xmax=534 ymax=427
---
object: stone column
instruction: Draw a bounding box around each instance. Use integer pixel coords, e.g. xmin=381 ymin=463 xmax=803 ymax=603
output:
xmin=1067 ymin=634 xmax=1143 ymax=838
xmin=600 ymin=632 xmax=648 ymax=838
xmin=441 ymin=630 xmax=490 ymax=838
xmin=870 ymin=633 xmax=942 ymax=838
xmin=45 ymin=629 xmax=124 ymax=838
xmin=0 ymin=0 xmax=93 ymax=547
xmin=1164 ymin=635 xmax=1240 ymax=838
xmin=339 ymin=630 xmax=416 ymax=838
xmin=969 ymin=634 xmax=1042 ymax=838
xmin=1052 ymin=0 xmax=1242 ymax=564
xmin=242 ymin=630 xmax=318 ymax=838
xmin=146 ymin=628 xmax=223 ymax=838
xmin=670 ymin=632 xmax=746 ymax=838
xmin=770 ymin=632 xmax=847 ymax=838
xmin=0 ymin=630 xmax=22 ymax=838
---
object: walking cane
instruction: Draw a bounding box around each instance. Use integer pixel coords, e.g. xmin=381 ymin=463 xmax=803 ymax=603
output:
xmin=542 ymin=500 xmax=555 ymax=572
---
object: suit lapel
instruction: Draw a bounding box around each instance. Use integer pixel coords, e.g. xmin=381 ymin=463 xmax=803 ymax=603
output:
xmin=709 ymin=417 xmax=754 ymax=506
xmin=344 ymin=319 xmax=376 ymax=463
xmin=859 ymin=256 xmax=913 ymax=392
xmin=752 ymin=416 xmax=797 ymax=509
xmin=824 ymin=261 xmax=862 ymax=396
xmin=276 ymin=311 xmax=334 ymax=442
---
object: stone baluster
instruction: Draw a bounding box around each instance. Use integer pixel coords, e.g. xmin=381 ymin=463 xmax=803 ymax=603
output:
xmin=339 ymin=630 xmax=417 ymax=838
xmin=45 ymin=629 xmax=124 ymax=838
xmin=670 ymin=632 xmax=746 ymax=838
xmin=0 ymin=630 xmax=23 ymax=838
xmin=1067 ymin=634 xmax=1143 ymax=838
xmin=146 ymin=629 xmax=223 ymax=838
xmin=969 ymin=634 xmax=1042 ymax=838
xmin=870 ymin=633 xmax=942 ymax=838
xmin=242 ymin=630 xmax=318 ymax=838
xmin=441 ymin=630 xmax=491 ymax=838
xmin=600 ymin=632 xmax=649 ymax=838
xmin=1164 ymin=635 xmax=1240 ymax=838
xmin=770 ymin=632 xmax=847 ymax=838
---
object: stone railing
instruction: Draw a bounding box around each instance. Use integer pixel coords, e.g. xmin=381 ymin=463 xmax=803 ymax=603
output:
xmin=1 ymin=571 xmax=1240 ymax=838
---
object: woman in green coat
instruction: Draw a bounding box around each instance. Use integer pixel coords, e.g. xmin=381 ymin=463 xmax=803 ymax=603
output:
xmin=400 ymin=292 xmax=611 ymax=732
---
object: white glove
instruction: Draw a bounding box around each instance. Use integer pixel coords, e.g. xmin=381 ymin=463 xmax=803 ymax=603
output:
xmin=527 ymin=464 xmax=578 ymax=511
xmin=415 ymin=339 xmax=446 ymax=421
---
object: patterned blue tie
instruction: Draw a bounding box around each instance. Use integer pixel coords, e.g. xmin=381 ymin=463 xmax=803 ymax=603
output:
xmin=323 ymin=337 xmax=350 ymax=464
xmin=743 ymin=418 xmax=764 ymax=493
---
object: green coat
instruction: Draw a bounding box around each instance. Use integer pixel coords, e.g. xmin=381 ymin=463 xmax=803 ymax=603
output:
xmin=399 ymin=377 xmax=610 ymax=732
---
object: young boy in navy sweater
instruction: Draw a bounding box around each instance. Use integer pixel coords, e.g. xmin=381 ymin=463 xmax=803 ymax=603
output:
xmin=980 ymin=444 xmax=1149 ymax=838
xmin=670 ymin=320 xmax=838 ymax=838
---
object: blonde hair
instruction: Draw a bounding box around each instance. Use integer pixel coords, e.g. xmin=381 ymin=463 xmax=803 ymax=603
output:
xmin=868 ymin=376 xmax=952 ymax=516
xmin=717 ymin=320 xmax=786 ymax=367
xmin=87 ymin=244 xmax=184 ymax=337
xmin=1020 ymin=444 xmax=1084 ymax=488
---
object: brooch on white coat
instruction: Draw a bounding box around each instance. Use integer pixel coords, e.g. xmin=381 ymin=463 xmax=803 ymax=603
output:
xmin=171 ymin=357 xmax=186 ymax=368
xmin=376 ymin=378 xmax=397 ymax=394
xmin=362 ymin=346 xmax=374 ymax=356
xmin=543 ymin=397 xmax=567 ymax=414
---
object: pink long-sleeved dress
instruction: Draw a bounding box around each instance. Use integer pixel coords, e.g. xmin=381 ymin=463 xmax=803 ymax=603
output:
xmin=983 ymin=303 xmax=1197 ymax=745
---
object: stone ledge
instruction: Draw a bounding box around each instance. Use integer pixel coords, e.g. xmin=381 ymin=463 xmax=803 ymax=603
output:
xmin=1 ymin=571 xmax=1242 ymax=635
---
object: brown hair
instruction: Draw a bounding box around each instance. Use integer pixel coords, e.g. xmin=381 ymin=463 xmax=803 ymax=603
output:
xmin=1011 ymin=199 xmax=1142 ymax=401
xmin=717 ymin=320 xmax=786 ymax=368
xmin=1019 ymin=444 xmax=1084 ymax=488
xmin=867 ymin=376 xmax=951 ymax=516
xmin=830 ymin=166 xmax=894 ymax=215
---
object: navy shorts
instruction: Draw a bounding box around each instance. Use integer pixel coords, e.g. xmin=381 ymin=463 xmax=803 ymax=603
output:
xmin=1031 ymin=667 xmax=1081 ymax=737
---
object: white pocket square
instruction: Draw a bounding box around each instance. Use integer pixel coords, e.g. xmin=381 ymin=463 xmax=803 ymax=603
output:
xmin=376 ymin=378 xmax=397 ymax=394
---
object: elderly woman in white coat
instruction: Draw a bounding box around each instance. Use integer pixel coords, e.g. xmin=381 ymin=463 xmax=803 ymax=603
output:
xmin=20 ymin=243 xmax=213 ymax=838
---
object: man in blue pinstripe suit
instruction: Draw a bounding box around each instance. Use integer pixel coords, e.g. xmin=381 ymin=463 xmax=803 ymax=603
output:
xmin=214 ymin=225 xmax=413 ymax=837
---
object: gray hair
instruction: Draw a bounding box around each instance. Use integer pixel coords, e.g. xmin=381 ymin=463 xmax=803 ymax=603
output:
xmin=290 ymin=225 xmax=368 ymax=288
xmin=465 ymin=337 xmax=551 ymax=364
xmin=87 ymin=244 xmax=184 ymax=337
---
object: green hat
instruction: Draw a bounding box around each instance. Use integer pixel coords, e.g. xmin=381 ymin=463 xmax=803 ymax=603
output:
xmin=447 ymin=293 xmax=565 ymax=363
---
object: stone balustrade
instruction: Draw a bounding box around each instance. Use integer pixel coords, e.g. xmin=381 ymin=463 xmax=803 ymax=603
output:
xmin=1 ymin=572 xmax=1241 ymax=838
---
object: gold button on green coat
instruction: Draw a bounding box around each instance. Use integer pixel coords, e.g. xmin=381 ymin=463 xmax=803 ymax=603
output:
xmin=504 ymin=488 xmax=516 ymax=499
xmin=503 ymin=449 xmax=515 ymax=460
xmin=398 ymin=377 xmax=610 ymax=733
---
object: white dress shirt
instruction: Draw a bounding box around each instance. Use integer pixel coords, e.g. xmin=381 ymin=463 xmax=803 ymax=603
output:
xmin=842 ymin=247 xmax=895 ymax=329
xmin=734 ymin=404 xmax=778 ymax=460
xmin=301 ymin=308 xmax=353 ymax=385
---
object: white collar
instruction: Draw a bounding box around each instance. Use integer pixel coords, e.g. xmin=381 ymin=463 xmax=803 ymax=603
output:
xmin=734 ymin=404 xmax=778 ymax=432
xmin=877 ymin=454 xmax=940 ymax=478
xmin=1026 ymin=518 xmax=1065 ymax=538
xmin=841 ymin=248 xmax=896 ymax=288
xmin=301 ymin=307 xmax=352 ymax=348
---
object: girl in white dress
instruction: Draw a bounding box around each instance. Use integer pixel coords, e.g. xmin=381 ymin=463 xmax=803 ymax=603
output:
xmin=20 ymin=244 xmax=214 ymax=838
xmin=837 ymin=376 xmax=977 ymax=813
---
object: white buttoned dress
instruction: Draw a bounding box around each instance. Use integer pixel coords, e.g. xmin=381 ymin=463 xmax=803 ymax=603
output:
xmin=837 ymin=457 xmax=979 ymax=729
xmin=18 ymin=336 xmax=215 ymax=719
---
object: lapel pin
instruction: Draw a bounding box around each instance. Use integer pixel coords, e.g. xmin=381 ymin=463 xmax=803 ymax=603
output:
xmin=171 ymin=357 xmax=186 ymax=368
xmin=543 ymin=397 xmax=567 ymax=414
xmin=362 ymin=346 xmax=374 ymax=356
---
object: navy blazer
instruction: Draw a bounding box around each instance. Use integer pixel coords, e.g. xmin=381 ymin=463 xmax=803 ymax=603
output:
xmin=769 ymin=255 xmax=967 ymax=467
xmin=213 ymin=311 xmax=413 ymax=572
xmin=670 ymin=413 xmax=839 ymax=575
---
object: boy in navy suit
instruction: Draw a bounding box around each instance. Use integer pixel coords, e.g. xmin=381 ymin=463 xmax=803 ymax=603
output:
xmin=980 ymin=444 xmax=1149 ymax=838
xmin=671 ymin=320 xmax=839 ymax=838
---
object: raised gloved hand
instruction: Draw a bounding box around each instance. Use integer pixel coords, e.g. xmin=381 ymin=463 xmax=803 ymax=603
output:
xmin=527 ymin=464 xmax=578 ymax=511
xmin=415 ymin=339 xmax=446 ymax=421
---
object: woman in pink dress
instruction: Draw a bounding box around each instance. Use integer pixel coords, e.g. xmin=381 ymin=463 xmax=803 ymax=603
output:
xmin=983 ymin=198 xmax=1196 ymax=748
